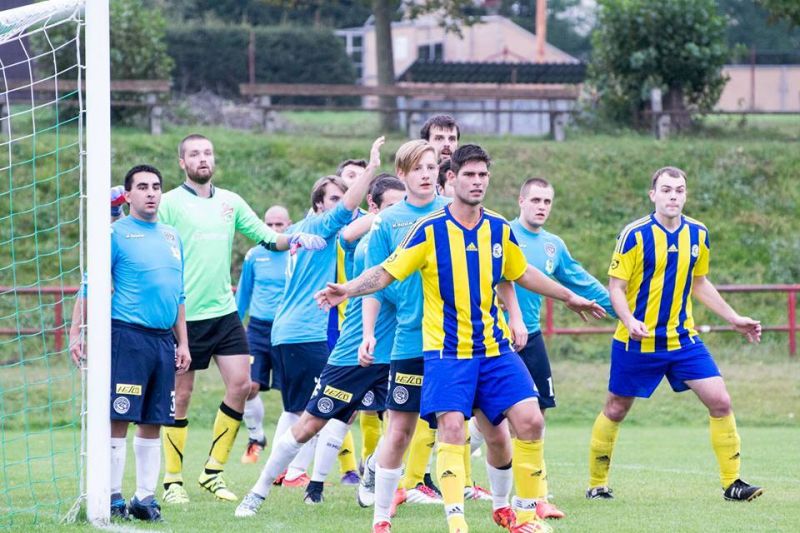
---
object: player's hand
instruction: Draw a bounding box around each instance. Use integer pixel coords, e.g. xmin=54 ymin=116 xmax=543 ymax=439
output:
xmin=358 ymin=336 xmax=376 ymax=367
xmin=564 ymin=294 xmax=606 ymax=322
xmin=623 ymin=317 xmax=650 ymax=341
xmin=507 ymin=315 xmax=528 ymax=351
xmin=68 ymin=332 xmax=85 ymax=367
xmin=288 ymin=232 xmax=327 ymax=256
xmin=367 ymin=136 xmax=385 ymax=169
xmin=110 ymin=185 xmax=126 ymax=217
xmin=315 ymin=283 xmax=348 ymax=311
xmin=731 ymin=315 xmax=761 ymax=344
xmin=175 ymin=343 xmax=191 ymax=374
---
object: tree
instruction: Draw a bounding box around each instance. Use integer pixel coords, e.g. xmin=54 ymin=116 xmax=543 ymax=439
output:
xmin=758 ymin=0 xmax=800 ymax=27
xmin=590 ymin=0 xmax=729 ymax=129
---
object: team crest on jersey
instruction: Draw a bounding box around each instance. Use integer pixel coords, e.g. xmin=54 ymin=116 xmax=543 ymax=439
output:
xmin=691 ymin=244 xmax=699 ymax=258
xmin=113 ymin=396 xmax=130 ymax=414
xmin=220 ymin=201 xmax=234 ymax=222
xmin=492 ymin=243 xmax=502 ymax=259
xmin=362 ymin=391 xmax=375 ymax=407
xmin=161 ymin=231 xmax=176 ymax=242
xmin=610 ymin=259 xmax=620 ymax=270
xmin=392 ymin=386 xmax=409 ymax=404
xmin=544 ymin=243 xmax=556 ymax=257
xmin=317 ymin=397 xmax=334 ymax=414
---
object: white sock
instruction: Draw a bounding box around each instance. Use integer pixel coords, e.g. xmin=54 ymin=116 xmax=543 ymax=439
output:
xmin=272 ymin=411 xmax=299 ymax=445
xmin=133 ymin=436 xmax=161 ymax=501
xmin=244 ymin=395 xmax=266 ymax=442
xmin=373 ymin=463 xmax=403 ymax=525
xmin=311 ymin=419 xmax=349 ymax=482
xmin=110 ymin=437 xmax=126 ymax=496
xmin=469 ymin=417 xmax=485 ymax=454
xmin=287 ymin=434 xmax=317 ymax=480
xmin=252 ymin=429 xmax=304 ymax=497
xmin=486 ymin=462 xmax=513 ymax=510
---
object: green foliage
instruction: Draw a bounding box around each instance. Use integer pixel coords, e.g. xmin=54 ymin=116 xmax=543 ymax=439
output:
xmin=166 ymin=25 xmax=356 ymax=99
xmin=758 ymin=0 xmax=800 ymax=26
xmin=721 ymin=0 xmax=800 ymax=54
xmin=590 ymin=0 xmax=729 ymax=125
xmin=109 ymin=0 xmax=173 ymax=80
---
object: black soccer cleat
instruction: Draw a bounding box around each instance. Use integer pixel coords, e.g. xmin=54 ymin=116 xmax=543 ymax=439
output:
xmin=128 ymin=495 xmax=163 ymax=522
xmin=304 ymin=480 xmax=325 ymax=505
xmin=723 ymin=479 xmax=764 ymax=502
xmin=110 ymin=493 xmax=129 ymax=520
xmin=586 ymin=486 xmax=614 ymax=500
xmin=423 ymin=472 xmax=442 ymax=497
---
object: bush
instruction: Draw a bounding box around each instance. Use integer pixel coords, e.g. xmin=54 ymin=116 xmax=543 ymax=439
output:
xmin=166 ymin=25 xmax=357 ymax=102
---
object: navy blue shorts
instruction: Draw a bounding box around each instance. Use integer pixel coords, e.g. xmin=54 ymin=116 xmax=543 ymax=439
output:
xmin=421 ymin=353 xmax=537 ymax=427
xmin=386 ymin=358 xmax=425 ymax=413
xmin=110 ymin=320 xmax=176 ymax=426
xmin=306 ymin=363 xmax=389 ymax=422
xmin=517 ymin=332 xmax=555 ymax=409
xmin=275 ymin=341 xmax=330 ymax=413
xmin=187 ymin=311 xmax=250 ymax=371
xmin=609 ymin=339 xmax=721 ymax=398
xmin=247 ymin=317 xmax=281 ymax=391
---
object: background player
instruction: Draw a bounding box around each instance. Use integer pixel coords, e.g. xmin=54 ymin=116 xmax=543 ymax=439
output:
xmin=420 ymin=114 xmax=459 ymax=162
xmin=586 ymin=166 xmax=763 ymax=502
xmin=236 ymin=205 xmax=291 ymax=464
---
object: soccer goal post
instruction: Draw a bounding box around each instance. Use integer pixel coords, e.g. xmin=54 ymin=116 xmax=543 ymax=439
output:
xmin=0 ymin=0 xmax=110 ymax=527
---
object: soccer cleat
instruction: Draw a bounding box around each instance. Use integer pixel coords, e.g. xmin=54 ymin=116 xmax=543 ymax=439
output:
xmin=723 ymin=479 xmax=764 ymax=502
xmin=283 ymin=472 xmax=311 ymax=488
xmin=198 ymin=471 xmax=238 ymax=501
xmin=510 ymin=520 xmax=553 ymax=533
xmin=235 ymin=492 xmax=265 ymax=517
xmin=341 ymin=469 xmax=360 ymax=485
xmin=241 ymin=438 xmax=266 ymax=464
xmin=357 ymin=458 xmax=376 ymax=507
xmin=389 ymin=487 xmax=406 ymax=517
xmin=464 ymin=483 xmax=492 ymax=501
xmin=586 ymin=486 xmax=614 ymax=500
xmin=128 ymin=496 xmax=163 ymax=522
xmin=372 ymin=521 xmax=392 ymax=533
xmin=110 ymin=493 xmax=129 ymax=520
xmin=162 ymin=483 xmax=190 ymax=505
xmin=304 ymin=480 xmax=324 ymax=504
xmin=423 ymin=472 xmax=442 ymax=497
xmin=535 ymin=500 xmax=565 ymax=520
xmin=492 ymin=506 xmax=517 ymax=529
xmin=405 ymin=483 xmax=443 ymax=504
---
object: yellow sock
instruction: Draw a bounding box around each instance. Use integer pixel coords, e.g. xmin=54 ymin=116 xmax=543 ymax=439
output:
xmin=163 ymin=418 xmax=188 ymax=486
xmin=710 ymin=413 xmax=741 ymax=488
xmin=360 ymin=412 xmax=382 ymax=459
xmin=204 ymin=403 xmax=242 ymax=472
xmin=437 ymin=442 xmax=468 ymax=532
xmin=338 ymin=430 xmax=358 ymax=473
xmin=400 ymin=417 xmax=436 ymax=489
xmin=512 ymin=438 xmax=545 ymax=523
xmin=463 ymin=421 xmax=472 ymax=488
xmin=588 ymin=412 xmax=620 ymax=488
xmin=537 ymin=459 xmax=548 ymax=499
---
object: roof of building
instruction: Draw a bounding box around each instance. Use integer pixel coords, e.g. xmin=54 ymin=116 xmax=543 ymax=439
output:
xmin=397 ymin=60 xmax=586 ymax=84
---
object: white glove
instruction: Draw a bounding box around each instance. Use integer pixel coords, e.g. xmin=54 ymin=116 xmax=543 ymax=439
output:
xmin=288 ymin=232 xmax=327 ymax=255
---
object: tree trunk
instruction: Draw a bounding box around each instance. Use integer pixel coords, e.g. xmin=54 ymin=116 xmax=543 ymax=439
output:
xmin=665 ymin=86 xmax=692 ymax=131
xmin=372 ymin=0 xmax=399 ymax=132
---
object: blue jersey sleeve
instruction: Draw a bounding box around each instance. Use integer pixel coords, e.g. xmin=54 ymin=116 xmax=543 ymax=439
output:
xmin=554 ymin=240 xmax=616 ymax=318
xmin=365 ymin=215 xmax=391 ymax=269
xmin=304 ymin=202 xmax=354 ymax=240
xmin=236 ymin=249 xmax=256 ymax=320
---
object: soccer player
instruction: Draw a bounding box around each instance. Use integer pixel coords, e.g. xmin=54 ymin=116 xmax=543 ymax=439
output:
xmin=436 ymin=158 xmax=455 ymax=198
xmin=420 ymin=114 xmax=459 ymax=162
xmin=70 ymin=165 xmax=191 ymax=522
xmin=268 ymin=136 xmax=384 ymax=503
xmin=321 ymin=144 xmax=604 ymax=533
xmin=337 ymin=158 xmax=368 ymax=188
xmin=236 ymin=205 xmax=291 ymax=464
xmin=234 ymin=176 xmax=407 ymax=518
xmin=158 ymin=134 xmax=325 ymax=504
xmin=586 ymin=166 xmax=763 ymax=502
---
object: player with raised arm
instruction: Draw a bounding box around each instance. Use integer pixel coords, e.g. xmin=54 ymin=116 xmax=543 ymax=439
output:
xmin=586 ymin=166 xmax=763 ymax=502
xmin=158 ymin=134 xmax=325 ymax=505
xmin=70 ymin=165 xmax=191 ymax=522
xmin=236 ymin=205 xmax=291 ymax=464
xmin=319 ymin=144 xmax=604 ymax=533
xmin=234 ymin=176 xmax=407 ymax=518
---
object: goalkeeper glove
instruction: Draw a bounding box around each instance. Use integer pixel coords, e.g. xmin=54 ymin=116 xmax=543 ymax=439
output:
xmin=288 ymin=232 xmax=327 ymax=255
xmin=110 ymin=185 xmax=126 ymax=217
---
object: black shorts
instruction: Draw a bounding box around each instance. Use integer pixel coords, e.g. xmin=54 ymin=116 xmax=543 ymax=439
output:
xmin=111 ymin=320 xmax=175 ymax=426
xmin=306 ymin=363 xmax=389 ymax=422
xmin=187 ymin=311 xmax=250 ymax=371
xmin=517 ymin=332 xmax=555 ymax=409
xmin=247 ymin=317 xmax=281 ymax=391
xmin=275 ymin=341 xmax=329 ymax=412
xmin=386 ymin=358 xmax=424 ymax=413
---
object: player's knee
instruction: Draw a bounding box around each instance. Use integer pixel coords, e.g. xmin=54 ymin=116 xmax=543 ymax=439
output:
xmin=707 ymin=392 xmax=732 ymax=417
xmin=293 ymin=415 xmax=324 ymax=443
xmin=604 ymin=395 xmax=632 ymax=422
xmin=437 ymin=416 xmax=466 ymax=444
xmin=247 ymin=382 xmax=260 ymax=399
xmin=513 ymin=410 xmax=544 ymax=441
xmin=228 ymin=375 xmax=252 ymax=400
xmin=174 ymin=384 xmax=193 ymax=410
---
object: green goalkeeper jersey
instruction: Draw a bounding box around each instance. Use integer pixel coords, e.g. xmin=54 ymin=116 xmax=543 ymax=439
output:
xmin=158 ymin=184 xmax=278 ymax=321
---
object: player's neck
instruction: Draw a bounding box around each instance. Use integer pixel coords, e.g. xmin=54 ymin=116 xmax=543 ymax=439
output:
xmin=518 ymin=217 xmax=542 ymax=234
xmin=653 ymin=211 xmax=682 ymax=231
xmin=184 ymin=178 xmax=213 ymax=198
xmin=130 ymin=211 xmax=157 ymax=224
xmin=449 ymin=200 xmax=482 ymax=229
xmin=406 ymin=192 xmax=435 ymax=208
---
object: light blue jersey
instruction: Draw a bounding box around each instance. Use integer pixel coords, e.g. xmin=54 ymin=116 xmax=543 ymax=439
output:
xmin=509 ymin=219 xmax=615 ymax=333
xmin=236 ymin=245 xmax=288 ymax=322
xmin=328 ymin=233 xmax=396 ymax=366
xmin=365 ymin=196 xmax=450 ymax=360
xmin=271 ymin=202 xmax=354 ymax=346
xmin=111 ymin=216 xmax=184 ymax=330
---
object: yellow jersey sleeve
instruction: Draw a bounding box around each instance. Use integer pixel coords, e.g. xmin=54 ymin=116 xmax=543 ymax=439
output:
xmin=503 ymin=226 xmax=528 ymax=281
xmin=382 ymin=224 xmax=430 ymax=282
xmin=694 ymin=228 xmax=710 ymax=276
xmin=608 ymin=228 xmax=639 ymax=281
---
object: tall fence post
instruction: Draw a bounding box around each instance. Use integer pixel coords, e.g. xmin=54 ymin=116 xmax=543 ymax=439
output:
xmin=789 ymin=290 xmax=797 ymax=357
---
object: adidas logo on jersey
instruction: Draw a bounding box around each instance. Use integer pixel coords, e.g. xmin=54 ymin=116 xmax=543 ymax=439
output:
xmin=668 ymin=244 xmax=679 ymax=252
xmin=466 ymin=243 xmax=478 ymax=252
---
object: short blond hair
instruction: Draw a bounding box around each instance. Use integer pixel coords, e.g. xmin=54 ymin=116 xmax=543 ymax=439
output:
xmin=650 ymin=166 xmax=687 ymax=189
xmin=394 ymin=140 xmax=435 ymax=176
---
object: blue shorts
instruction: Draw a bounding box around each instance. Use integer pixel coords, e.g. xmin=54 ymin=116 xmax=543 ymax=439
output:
xmin=306 ymin=363 xmax=389 ymax=422
xmin=275 ymin=341 xmax=330 ymax=412
xmin=110 ymin=320 xmax=176 ymax=426
xmin=421 ymin=353 xmax=537 ymax=426
xmin=609 ymin=339 xmax=721 ymax=398
xmin=247 ymin=317 xmax=281 ymax=391
xmin=517 ymin=332 xmax=555 ymax=410
xmin=386 ymin=358 xmax=425 ymax=413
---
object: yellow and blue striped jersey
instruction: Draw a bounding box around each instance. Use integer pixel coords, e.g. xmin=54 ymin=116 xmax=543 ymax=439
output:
xmin=382 ymin=206 xmax=528 ymax=359
xmin=608 ymin=214 xmax=710 ymax=353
